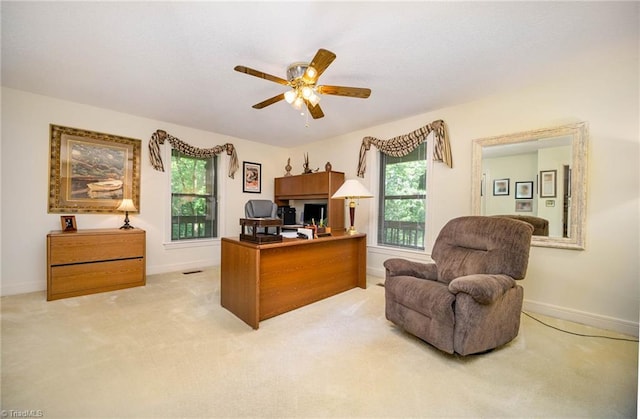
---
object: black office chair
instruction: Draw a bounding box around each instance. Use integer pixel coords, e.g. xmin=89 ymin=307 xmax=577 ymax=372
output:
xmin=244 ymin=200 xmax=278 ymax=234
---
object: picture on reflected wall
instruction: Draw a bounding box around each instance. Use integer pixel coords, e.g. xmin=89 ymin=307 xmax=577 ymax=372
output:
xmin=540 ymin=170 xmax=557 ymax=198
xmin=515 ymin=200 xmax=533 ymax=212
xmin=515 ymin=181 xmax=534 ymax=199
xmin=493 ymin=178 xmax=510 ymax=196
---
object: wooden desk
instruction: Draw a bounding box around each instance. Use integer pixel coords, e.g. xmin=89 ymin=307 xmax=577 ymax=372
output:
xmin=221 ymin=233 xmax=366 ymax=329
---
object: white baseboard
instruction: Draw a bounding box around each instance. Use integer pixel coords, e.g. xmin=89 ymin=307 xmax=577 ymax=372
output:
xmin=367 ymin=266 xmax=386 ymax=279
xmin=523 ymin=299 xmax=638 ymax=337
xmin=368 ymin=265 xmax=638 ymax=337
xmin=146 ymin=260 xmax=217 ymax=276
xmin=1 ymin=280 xmax=46 ymax=297
xmin=5 ymin=264 xmax=637 ymax=338
xmin=0 ymin=262 xmax=219 ymax=297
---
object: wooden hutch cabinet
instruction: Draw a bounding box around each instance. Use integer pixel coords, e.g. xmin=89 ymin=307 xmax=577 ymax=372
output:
xmin=46 ymin=228 xmax=146 ymax=301
xmin=274 ymin=171 xmax=345 ymax=232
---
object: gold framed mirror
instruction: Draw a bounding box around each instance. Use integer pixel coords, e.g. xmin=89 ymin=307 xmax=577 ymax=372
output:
xmin=471 ymin=122 xmax=588 ymax=250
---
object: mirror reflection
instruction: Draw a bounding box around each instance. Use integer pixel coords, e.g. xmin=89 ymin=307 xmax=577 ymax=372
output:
xmin=471 ymin=122 xmax=588 ymax=250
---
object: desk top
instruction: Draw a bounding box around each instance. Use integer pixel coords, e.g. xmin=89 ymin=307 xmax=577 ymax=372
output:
xmin=223 ymin=232 xmax=365 ymax=250
xmin=240 ymin=218 xmax=282 ymax=226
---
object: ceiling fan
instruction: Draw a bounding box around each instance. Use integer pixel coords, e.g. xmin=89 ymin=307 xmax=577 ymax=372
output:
xmin=234 ymin=48 xmax=371 ymax=119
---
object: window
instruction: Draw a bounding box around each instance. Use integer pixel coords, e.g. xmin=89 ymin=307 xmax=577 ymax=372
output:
xmin=377 ymin=143 xmax=427 ymax=250
xmin=170 ymin=149 xmax=218 ymax=240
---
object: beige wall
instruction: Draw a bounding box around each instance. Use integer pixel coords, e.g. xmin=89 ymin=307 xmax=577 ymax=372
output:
xmin=1 ymin=87 xmax=286 ymax=292
xmin=1 ymin=37 xmax=638 ymax=335
xmin=289 ymin=41 xmax=639 ymax=335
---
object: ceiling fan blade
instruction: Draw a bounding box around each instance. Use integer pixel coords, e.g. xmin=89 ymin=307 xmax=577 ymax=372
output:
xmin=317 ymin=85 xmax=371 ymax=99
xmin=252 ymin=93 xmax=285 ymax=109
xmin=303 ymin=49 xmax=336 ymax=82
xmin=306 ymin=101 xmax=324 ymax=119
xmin=234 ymin=65 xmax=289 ymax=86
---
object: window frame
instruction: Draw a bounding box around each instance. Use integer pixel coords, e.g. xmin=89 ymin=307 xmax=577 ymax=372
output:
xmin=373 ymin=139 xmax=435 ymax=252
xmin=170 ymin=149 xmax=218 ymax=242
xmin=163 ymin=144 xmax=227 ymax=248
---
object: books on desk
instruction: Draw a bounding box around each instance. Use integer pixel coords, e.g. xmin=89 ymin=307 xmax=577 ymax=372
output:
xmin=281 ymin=231 xmax=299 ymax=239
xmin=297 ymin=228 xmax=314 ymax=240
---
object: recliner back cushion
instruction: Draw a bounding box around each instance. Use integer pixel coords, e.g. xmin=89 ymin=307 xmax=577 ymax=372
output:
xmin=431 ymin=216 xmax=533 ymax=284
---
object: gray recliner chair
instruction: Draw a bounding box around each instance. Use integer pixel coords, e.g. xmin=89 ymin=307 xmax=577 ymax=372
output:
xmin=244 ymin=200 xmax=278 ymax=234
xmin=384 ymin=216 xmax=534 ymax=356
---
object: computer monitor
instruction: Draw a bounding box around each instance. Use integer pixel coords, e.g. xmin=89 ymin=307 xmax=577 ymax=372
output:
xmin=302 ymin=203 xmax=327 ymax=225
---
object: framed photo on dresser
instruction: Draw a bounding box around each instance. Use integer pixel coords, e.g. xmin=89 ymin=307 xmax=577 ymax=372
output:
xmin=60 ymin=215 xmax=77 ymax=232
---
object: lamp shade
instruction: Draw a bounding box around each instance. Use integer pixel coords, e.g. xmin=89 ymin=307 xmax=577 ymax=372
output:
xmin=331 ymin=179 xmax=373 ymax=199
xmin=117 ymin=199 xmax=137 ymax=212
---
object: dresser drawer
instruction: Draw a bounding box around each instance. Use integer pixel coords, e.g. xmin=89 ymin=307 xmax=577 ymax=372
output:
xmin=49 ymin=230 xmax=144 ymax=265
xmin=47 ymin=228 xmax=146 ymax=300
xmin=49 ymin=258 xmax=145 ymax=299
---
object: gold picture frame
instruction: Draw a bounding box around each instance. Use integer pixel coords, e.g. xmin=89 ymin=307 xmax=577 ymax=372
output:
xmin=48 ymin=125 xmax=141 ymax=213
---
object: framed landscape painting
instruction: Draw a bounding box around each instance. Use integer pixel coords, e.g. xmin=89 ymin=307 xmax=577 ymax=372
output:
xmin=48 ymin=125 xmax=141 ymax=213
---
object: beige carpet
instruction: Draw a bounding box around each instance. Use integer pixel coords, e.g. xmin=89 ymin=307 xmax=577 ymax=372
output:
xmin=1 ymin=268 xmax=637 ymax=418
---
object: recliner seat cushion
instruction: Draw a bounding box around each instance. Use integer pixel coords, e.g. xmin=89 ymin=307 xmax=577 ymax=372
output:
xmin=385 ymin=275 xmax=456 ymax=352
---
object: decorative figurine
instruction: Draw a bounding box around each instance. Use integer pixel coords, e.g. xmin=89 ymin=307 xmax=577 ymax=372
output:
xmin=325 ymin=161 xmax=332 ymax=172
xmin=284 ymin=158 xmax=292 ymax=176
xmin=302 ymin=153 xmax=318 ymax=174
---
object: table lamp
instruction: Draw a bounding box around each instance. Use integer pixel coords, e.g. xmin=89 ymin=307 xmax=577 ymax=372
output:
xmin=331 ymin=179 xmax=373 ymax=235
xmin=117 ymin=198 xmax=137 ymax=229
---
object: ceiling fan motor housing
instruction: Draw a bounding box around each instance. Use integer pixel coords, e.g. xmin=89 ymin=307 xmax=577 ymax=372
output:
xmin=287 ymin=62 xmax=311 ymax=82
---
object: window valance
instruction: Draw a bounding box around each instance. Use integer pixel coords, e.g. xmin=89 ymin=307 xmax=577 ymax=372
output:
xmin=148 ymin=130 xmax=239 ymax=179
xmin=356 ymin=119 xmax=452 ymax=177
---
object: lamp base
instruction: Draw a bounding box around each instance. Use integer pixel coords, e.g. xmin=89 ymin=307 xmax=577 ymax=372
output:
xmin=347 ymin=226 xmax=358 ymax=235
xmin=119 ymin=212 xmax=134 ymax=229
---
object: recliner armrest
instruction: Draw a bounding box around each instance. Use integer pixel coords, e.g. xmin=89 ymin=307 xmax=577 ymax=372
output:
xmin=448 ymin=274 xmax=516 ymax=304
xmin=383 ymin=258 xmax=438 ymax=281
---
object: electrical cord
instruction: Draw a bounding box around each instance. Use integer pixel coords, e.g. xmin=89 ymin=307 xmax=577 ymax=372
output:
xmin=522 ymin=311 xmax=639 ymax=342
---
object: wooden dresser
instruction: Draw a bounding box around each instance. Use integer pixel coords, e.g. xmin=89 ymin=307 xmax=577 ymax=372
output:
xmin=46 ymin=228 xmax=146 ymax=301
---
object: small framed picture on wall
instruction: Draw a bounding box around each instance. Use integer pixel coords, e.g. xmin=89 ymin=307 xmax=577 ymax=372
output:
xmin=515 ymin=181 xmax=534 ymax=199
xmin=515 ymin=200 xmax=533 ymax=212
xmin=243 ymin=161 xmax=261 ymax=193
xmin=493 ymin=179 xmax=510 ymax=196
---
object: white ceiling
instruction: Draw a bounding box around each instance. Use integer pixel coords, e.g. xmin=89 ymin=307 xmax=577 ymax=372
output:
xmin=1 ymin=1 xmax=636 ymax=147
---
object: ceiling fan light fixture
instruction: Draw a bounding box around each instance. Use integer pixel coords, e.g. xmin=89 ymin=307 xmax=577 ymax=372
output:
xmin=308 ymin=92 xmax=320 ymax=107
xmin=293 ymin=97 xmax=304 ymax=110
xmin=235 ymin=48 xmax=370 ymax=120
xmin=305 ymin=66 xmax=317 ymax=80
xmin=301 ymin=86 xmax=313 ymax=99
xmin=284 ymin=90 xmax=297 ymax=104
